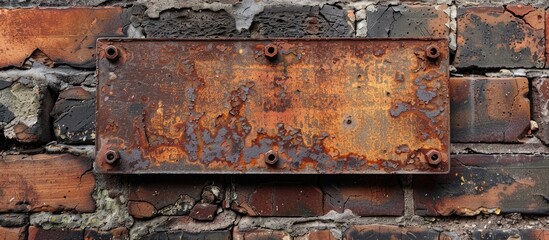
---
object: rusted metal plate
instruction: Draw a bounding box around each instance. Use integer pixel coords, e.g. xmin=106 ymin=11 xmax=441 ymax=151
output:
xmin=96 ymin=38 xmax=450 ymax=174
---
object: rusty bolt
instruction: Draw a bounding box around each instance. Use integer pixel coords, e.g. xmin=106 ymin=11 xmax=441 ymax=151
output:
xmin=426 ymin=150 xmax=442 ymax=165
xmin=105 ymin=150 xmax=120 ymax=164
xmin=264 ymin=150 xmax=278 ymax=165
xmin=264 ymin=44 xmax=278 ymax=59
xmin=105 ymin=45 xmax=119 ymax=60
xmin=425 ymin=45 xmax=440 ymax=60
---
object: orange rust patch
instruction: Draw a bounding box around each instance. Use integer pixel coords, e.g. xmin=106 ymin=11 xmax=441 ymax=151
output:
xmin=0 ymin=8 xmax=124 ymax=68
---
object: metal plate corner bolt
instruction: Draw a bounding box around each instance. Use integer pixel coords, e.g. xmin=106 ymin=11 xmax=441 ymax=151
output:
xmin=96 ymin=38 xmax=450 ymax=174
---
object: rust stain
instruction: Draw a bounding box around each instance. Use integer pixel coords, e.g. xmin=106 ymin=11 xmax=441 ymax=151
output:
xmin=0 ymin=8 xmax=124 ymax=68
xmin=96 ymin=38 xmax=450 ymax=174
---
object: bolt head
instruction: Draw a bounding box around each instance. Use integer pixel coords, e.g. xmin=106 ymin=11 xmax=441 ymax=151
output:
xmin=105 ymin=150 xmax=120 ymax=164
xmin=264 ymin=150 xmax=278 ymax=165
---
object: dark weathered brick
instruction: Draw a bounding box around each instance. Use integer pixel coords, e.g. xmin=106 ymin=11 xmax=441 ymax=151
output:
xmin=232 ymin=176 xmax=323 ymax=217
xmin=533 ymin=78 xmax=549 ymax=144
xmin=363 ymin=5 xmax=449 ymax=37
xmin=0 ymin=80 xmax=53 ymax=143
xmin=28 ymin=227 xmax=82 ymax=240
xmin=84 ymin=227 xmax=128 ymax=240
xmin=50 ymin=86 xmax=95 ymax=144
xmin=233 ymin=228 xmax=290 ymax=240
xmin=344 ymin=225 xmax=455 ymax=240
xmin=0 ymin=154 xmax=95 ymax=213
xmin=414 ymin=154 xmax=549 ymax=216
xmin=321 ymin=175 xmax=404 ymax=216
xmin=251 ymin=5 xmax=353 ymax=37
xmin=0 ymin=214 xmax=27 ymax=227
xmin=472 ymin=229 xmax=548 ymax=240
xmin=142 ymin=230 xmax=231 ymax=240
xmin=141 ymin=9 xmax=246 ymax=38
xmin=454 ymin=6 xmax=545 ymax=68
xmin=129 ymin=176 xmax=223 ymax=216
xmin=0 ymin=226 xmax=26 ymax=240
xmin=450 ymin=77 xmax=530 ymax=142
xmin=0 ymin=8 xmax=125 ymax=68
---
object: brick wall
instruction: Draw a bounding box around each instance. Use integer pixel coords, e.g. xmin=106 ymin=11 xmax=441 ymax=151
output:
xmin=0 ymin=1 xmax=548 ymax=239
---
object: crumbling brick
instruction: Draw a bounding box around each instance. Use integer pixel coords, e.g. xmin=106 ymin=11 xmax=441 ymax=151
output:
xmin=0 ymin=8 xmax=125 ymax=68
xmin=532 ymin=78 xmax=549 ymax=144
xmin=295 ymin=229 xmax=338 ymax=240
xmin=454 ymin=6 xmax=545 ymax=68
xmin=473 ymin=229 xmax=548 ymax=240
xmin=450 ymin=77 xmax=530 ymax=142
xmin=141 ymin=230 xmax=231 ymax=240
xmin=233 ymin=227 xmax=290 ymax=240
xmin=362 ymin=5 xmax=449 ymax=37
xmin=0 ymin=154 xmax=95 ymax=213
xmin=414 ymin=154 xmax=549 ymax=216
xmin=84 ymin=227 xmax=128 ymax=240
xmin=251 ymin=5 xmax=353 ymax=37
xmin=50 ymin=86 xmax=95 ymax=144
xmin=28 ymin=227 xmax=82 ymax=240
xmin=321 ymin=175 xmax=404 ymax=216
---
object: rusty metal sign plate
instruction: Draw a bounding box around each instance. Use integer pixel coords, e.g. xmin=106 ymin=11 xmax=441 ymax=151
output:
xmin=96 ymin=38 xmax=450 ymax=174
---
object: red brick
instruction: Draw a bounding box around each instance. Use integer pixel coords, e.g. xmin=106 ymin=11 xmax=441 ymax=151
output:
xmin=414 ymin=154 xmax=549 ymax=216
xmin=189 ymin=203 xmax=217 ymax=221
xmin=28 ymin=227 xmax=82 ymax=240
xmin=0 ymin=8 xmax=124 ymax=68
xmin=0 ymin=154 xmax=95 ymax=213
xmin=128 ymin=201 xmax=156 ymax=219
xmin=450 ymin=77 xmax=530 ymax=142
xmin=295 ymin=230 xmax=337 ymax=240
xmin=455 ymin=6 xmax=545 ymax=68
xmin=0 ymin=226 xmax=25 ymax=240
xmin=142 ymin=231 xmax=231 ymax=240
xmin=344 ymin=225 xmax=454 ymax=240
xmin=321 ymin=175 xmax=404 ymax=216
xmin=532 ymin=78 xmax=549 ymax=144
xmin=84 ymin=227 xmax=128 ymax=240
xmin=233 ymin=227 xmax=290 ymax=240
xmin=232 ymin=176 xmax=323 ymax=217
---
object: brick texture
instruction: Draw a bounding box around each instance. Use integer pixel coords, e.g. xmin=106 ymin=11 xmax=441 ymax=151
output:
xmin=473 ymin=229 xmax=548 ymax=240
xmin=0 ymin=8 xmax=125 ymax=68
xmin=0 ymin=154 xmax=95 ymax=213
xmin=344 ymin=225 xmax=455 ymax=240
xmin=532 ymin=78 xmax=549 ymax=144
xmin=233 ymin=228 xmax=291 ymax=240
xmin=363 ymin=5 xmax=449 ymax=37
xmin=450 ymin=77 xmax=530 ymax=142
xmin=0 ymin=226 xmax=25 ymax=240
xmin=414 ymin=154 xmax=549 ymax=216
xmin=50 ymin=86 xmax=95 ymax=144
xmin=454 ymin=6 xmax=545 ymax=68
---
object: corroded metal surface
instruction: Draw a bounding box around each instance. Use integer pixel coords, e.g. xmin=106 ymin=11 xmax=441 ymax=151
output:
xmin=96 ymin=38 xmax=449 ymax=174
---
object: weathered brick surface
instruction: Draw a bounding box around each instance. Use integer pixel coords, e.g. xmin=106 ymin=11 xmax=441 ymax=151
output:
xmin=450 ymin=77 xmax=530 ymax=142
xmin=128 ymin=175 xmax=223 ymax=217
xmin=414 ymin=154 xmax=549 ymax=216
xmin=473 ymin=229 xmax=548 ymax=240
xmin=84 ymin=227 xmax=128 ymax=240
xmin=454 ymin=6 xmax=545 ymax=68
xmin=0 ymin=226 xmax=25 ymax=240
xmin=533 ymin=78 xmax=549 ymax=144
xmin=28 ymin=227 xmax=82 ymax=240
xmin=141 ymin=8 xmax=246 ymax=38
xmin=321 ymin=175 xmax=404 ymax=216
xmin=141 ymin=230 xmax=231 ymax=240
xmin=361 ymin=5 xmax=449 ymax=37
xmin=189 ymin=203 xmax=217 ymax=221
xmin=233 ymin=228 xmax=291 ymax=240
xmin=344 ymin=225 xmax=455 ymax=240
xmin=0 ymin=80 xmax=53 ymax=143
xmin=232 ymin=176 xmax=323 ymax=217
xmin=0 ymin=8 xmax=125 ymax=68
xmin=295 ymin=229 xmax=337 ymax=240
xmin=251 ymin=5 xmax=353 ymax=37
xmin=50 ymin=86 xmax=95 ymax=144
xmin=0 ymin=154 xmax=95 ymax=213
